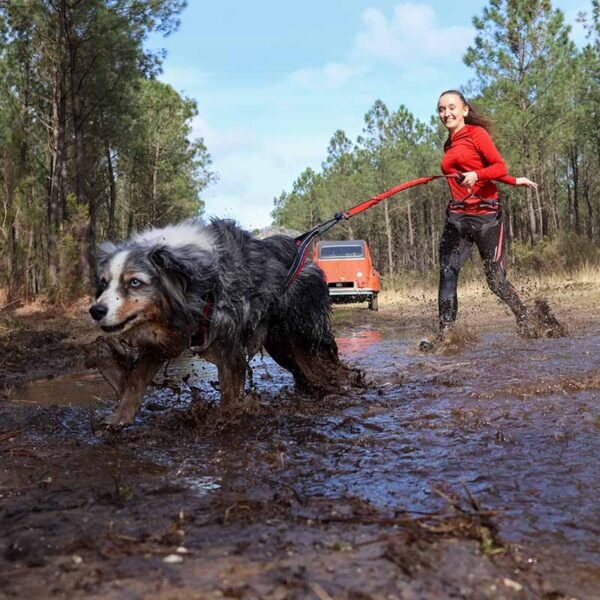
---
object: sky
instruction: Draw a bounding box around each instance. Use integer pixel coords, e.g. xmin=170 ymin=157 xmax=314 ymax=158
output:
xmin=147 ymin=0 xmax=590 ymax=230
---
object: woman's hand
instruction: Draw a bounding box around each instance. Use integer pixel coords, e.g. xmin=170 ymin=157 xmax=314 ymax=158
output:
xmin=459 ymin=171 xmax=478 ymax=188
xmin=515 ymin=177 xmax=538 ymax=190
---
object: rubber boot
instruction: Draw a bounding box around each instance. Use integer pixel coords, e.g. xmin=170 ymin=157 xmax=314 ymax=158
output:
xmin=419 ymin=321 xmax=453 ymax=353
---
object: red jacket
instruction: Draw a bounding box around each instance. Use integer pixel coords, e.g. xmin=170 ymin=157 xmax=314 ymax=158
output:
xmin=441 ymin=124 xmax=516 ymax=213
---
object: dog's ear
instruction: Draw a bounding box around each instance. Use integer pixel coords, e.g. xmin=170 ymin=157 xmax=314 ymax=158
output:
xmin=149 ymin=246 xmax=192 ymax=293
xmin=96 ymin=241 xmax=117 ymax=268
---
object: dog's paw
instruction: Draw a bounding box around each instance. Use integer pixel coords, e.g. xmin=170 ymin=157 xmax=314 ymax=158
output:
xmin=101 ymin=412 xmax=134 ymax=429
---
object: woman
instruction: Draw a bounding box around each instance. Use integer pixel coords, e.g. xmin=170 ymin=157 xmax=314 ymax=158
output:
xmin=424 ymin=89 xmax=537 ymax=349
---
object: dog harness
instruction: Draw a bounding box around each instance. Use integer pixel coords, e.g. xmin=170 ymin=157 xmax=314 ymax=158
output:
xmin=191 ymin=297 xmax=214 ymax=348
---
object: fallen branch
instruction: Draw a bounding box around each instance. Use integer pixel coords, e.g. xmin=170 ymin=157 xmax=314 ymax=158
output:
xmin=0 ymin=429 xmax=24 ymax=443
xmin=0 ymin=299 xmax=22 ymax=312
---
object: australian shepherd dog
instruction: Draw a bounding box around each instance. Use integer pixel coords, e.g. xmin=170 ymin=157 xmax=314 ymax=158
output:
xmin=86 ymin=219 xmax=360 ymax=427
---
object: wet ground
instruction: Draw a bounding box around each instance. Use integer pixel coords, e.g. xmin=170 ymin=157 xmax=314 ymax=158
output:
xmin=1 ymin=291 xmax=600 ymax=599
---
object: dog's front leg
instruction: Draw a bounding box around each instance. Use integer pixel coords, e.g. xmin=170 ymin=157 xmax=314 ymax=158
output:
xmin=103 ymin=350 xmax=164 ymax=427
xmin=85 ymin=337 xmax=135 ymax=396
xmin=216 ymin=352 xmax=246 ymax=414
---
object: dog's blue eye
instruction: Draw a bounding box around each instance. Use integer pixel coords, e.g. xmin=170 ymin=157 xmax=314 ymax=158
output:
xmin=129 ymin=278 xmax=143 ymax=288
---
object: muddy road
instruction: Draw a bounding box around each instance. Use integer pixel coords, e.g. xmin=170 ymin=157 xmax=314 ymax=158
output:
xmin=1 ymin=287 xmax=600 ymax=599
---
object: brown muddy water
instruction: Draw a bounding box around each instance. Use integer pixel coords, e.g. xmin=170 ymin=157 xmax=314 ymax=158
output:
xmin=3 ymin=315 xmax=600 ymax=596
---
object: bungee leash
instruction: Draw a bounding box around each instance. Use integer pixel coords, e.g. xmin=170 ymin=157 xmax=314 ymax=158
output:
xmin=283 ymin=174 xmax=461 ymax=288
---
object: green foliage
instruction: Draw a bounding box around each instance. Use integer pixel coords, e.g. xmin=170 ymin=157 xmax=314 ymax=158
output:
xmin=0 ymin=0 xmax=215 ymax=300
xmin=113 ymin=78 xmax=215 ymax=233
xmin=511 ymin=232 xmax=600 ymax=274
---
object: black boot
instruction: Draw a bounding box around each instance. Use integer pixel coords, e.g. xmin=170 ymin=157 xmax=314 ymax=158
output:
xmin=419 ymin=321 xmax=454 ymax=353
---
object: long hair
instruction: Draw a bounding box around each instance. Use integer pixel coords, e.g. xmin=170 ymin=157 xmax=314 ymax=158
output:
xmin=439 ymin=89 xmax=492 ymax=150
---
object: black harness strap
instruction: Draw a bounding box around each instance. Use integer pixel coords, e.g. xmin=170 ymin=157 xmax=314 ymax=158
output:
xmin=282 ymin=213 xmax=346 ymax=289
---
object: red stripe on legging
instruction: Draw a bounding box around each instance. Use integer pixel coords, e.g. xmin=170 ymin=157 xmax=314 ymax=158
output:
xmin=495 ymin=221 xmax=504 ymax=263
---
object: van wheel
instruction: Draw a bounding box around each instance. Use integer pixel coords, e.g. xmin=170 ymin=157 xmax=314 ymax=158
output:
xmin=368 ymin=294 xmax=379 ymax=311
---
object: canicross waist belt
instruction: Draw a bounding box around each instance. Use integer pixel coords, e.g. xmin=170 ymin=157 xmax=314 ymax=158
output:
xmin=449 ymin=194 xmax=499 ymax=210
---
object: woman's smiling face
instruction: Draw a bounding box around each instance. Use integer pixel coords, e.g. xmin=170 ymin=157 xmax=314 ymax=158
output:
xmin=438 ymin=93 xmax=468 ymax=133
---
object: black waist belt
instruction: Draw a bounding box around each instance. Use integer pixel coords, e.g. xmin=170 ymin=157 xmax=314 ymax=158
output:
xmin=449 ymin=196 xmax=499 ymax=210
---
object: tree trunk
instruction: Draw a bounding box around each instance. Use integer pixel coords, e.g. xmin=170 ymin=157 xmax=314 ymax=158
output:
xmin=47 ymin=55 xmax=67 ymax=291
xmin=2 ymin=153 xmax=16 ymax=300
xmin=63 ymin=0 xmax=94 ymax=288
xmin=151 ymin=142 xmax=160 ymax=224
xmin=583 ymin=162 xmax=593 ymax=239
xmin=550 ymin=157 xmax=560 ymax=233
xmin=569 ymin=147 xmax=580 ymax=235
xmin=407 ymin=201 xmax=414 ymax=249
xmin=106 ymin=143 xmax=117 ymax=239
xmin=526 ymin=188 xmax=537 ymax=243
xmin=534 ymin=186 xmax=544 ymax=240
xmin=430 ymin=199 xmax=436 ymax=267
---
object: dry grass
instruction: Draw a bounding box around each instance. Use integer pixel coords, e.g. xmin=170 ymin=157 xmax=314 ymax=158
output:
xmin=0 ymin=294 xmax=94 ymax=341
xmin=379 ymin=264 xmax=600 ymax=309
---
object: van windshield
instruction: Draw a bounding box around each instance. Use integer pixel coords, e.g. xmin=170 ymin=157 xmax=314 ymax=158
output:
xmin=319 ymin=244 xmax=364 ymax=259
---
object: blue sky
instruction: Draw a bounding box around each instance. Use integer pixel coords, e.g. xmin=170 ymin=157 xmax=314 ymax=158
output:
xmin=147 ymin=1 xmax=589 ymax=230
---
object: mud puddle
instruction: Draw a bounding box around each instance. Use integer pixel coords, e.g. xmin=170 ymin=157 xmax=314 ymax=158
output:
xmin=333 ymin=322 xmax=600 ymax=563
xmin=7 ymin=371 xmax=113 ymax=407
xmin=2 ymin=316 xmax=600 ymax=597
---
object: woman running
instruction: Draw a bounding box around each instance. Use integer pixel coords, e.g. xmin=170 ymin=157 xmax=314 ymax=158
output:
xmin=423 ymin=90 xmax=538 ymax=349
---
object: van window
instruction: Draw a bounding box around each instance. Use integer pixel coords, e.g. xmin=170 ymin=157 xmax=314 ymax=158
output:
xmin=319 ymin=244 xmax=364 ymax=259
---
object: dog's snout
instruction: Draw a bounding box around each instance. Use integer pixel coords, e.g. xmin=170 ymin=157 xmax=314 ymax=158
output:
xmin=89 ymin=303 xmax=108 ymax=321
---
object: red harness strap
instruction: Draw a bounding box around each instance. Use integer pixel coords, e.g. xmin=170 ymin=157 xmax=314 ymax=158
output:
xmin=192 ymin=298 xmax=213 ymax=347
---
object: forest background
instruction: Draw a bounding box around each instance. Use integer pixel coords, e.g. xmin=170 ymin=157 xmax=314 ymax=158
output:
xmin=0 ymin=0 xmax=598 ymax=302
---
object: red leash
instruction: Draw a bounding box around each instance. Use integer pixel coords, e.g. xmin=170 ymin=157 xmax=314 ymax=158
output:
xmin=283 ymin=174 xmax=459 ymax=288
xmin=342 ymin=175 xmax=457 ymax=218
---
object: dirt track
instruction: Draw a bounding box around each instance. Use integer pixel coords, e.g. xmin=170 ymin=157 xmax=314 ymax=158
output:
xmin=1 ymin=286 xmax=600 ymax=599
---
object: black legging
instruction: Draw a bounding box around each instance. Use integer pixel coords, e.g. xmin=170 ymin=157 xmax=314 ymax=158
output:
xmin=438 ymin=208 xmax=526 ymax=328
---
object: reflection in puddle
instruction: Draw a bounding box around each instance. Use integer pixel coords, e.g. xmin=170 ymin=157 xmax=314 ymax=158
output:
xmin=301 ymin=325 xmax=600 ymax=565
xmin=7 ymin=351 xmax=289 ymax=408
xmin=179 ymin=475 xmax=221 ymax=497
xmin=336 ymin=327 xmax=382 ymax=356
xmin=10 ymin=371 xmax=113 ymax=407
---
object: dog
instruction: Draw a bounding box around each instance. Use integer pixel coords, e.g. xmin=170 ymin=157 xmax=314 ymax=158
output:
xmin=86 ymin=219 xmax=360 ymax=426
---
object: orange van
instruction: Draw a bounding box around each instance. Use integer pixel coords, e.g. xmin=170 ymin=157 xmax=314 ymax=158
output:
xmin=314 ymin=240 xmax=381 ymax=310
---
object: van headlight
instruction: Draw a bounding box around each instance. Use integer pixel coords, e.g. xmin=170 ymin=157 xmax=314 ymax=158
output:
xmin=356 ymin=271 xmax=363 ymax=278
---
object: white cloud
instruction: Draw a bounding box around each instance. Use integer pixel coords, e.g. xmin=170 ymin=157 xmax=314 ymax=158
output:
xmin=287 ymin=3 xmax=475 ymax=93
xmin=354 ymin=3 xmax=475 ymax=68
xmin=290 ymin=62 xmax=369 ymax=90
xmin=189 ymin=115 xmax=256 ymax=160
xmin=200 ymin=128 xmax=329 ymax=230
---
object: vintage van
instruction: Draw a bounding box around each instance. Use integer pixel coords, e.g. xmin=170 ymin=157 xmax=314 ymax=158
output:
xmin=314 ymin=240 xmax=380 ymax=310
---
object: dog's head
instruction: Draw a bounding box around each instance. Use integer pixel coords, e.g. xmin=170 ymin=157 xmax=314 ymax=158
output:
xmin=89 ymin=237 xmax=214 ymax=338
